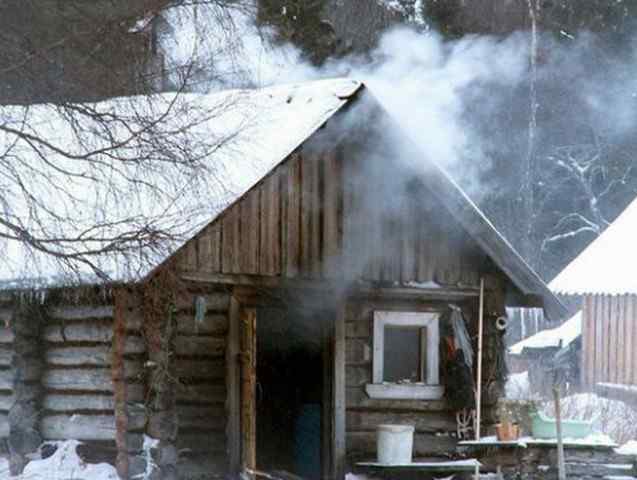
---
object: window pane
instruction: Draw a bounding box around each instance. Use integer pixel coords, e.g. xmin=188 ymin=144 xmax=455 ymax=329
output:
xmin=383 ymin=326 xmax=422 ymax=383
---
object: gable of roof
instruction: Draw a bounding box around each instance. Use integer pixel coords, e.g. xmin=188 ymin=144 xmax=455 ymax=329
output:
xmin=162 ymin=85 xmax=564 ymax=320
xmin=550 ymin=196 xmax=637 ymax=295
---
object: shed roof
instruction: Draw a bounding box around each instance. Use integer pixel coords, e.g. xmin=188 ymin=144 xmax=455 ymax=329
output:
xmin=1 ymin=78 xmax=564 ymax=318
xmin=550 ymin=196 xmax=637 ymax=295
xmin=509 ymin=310 xmax=581 ymax=355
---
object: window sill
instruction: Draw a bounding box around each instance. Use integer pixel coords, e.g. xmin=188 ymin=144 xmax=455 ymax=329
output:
xmin=365 ymin=383 xmax=445 ymax=400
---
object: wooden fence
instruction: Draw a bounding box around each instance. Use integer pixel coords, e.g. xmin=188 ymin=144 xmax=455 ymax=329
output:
xmin=581 ymin=294 xmax=637 ymax=389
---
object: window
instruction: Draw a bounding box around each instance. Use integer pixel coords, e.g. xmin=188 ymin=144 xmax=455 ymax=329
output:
xmin=366 ymin=311 xmax=443 ymax=400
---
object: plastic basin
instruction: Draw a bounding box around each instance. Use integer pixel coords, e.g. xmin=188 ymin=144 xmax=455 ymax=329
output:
xmin=531 ymin=411 xmax=593 ymax=439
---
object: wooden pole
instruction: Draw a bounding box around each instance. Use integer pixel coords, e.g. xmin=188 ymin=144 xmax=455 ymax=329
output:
xmin=473 ymin=278 xmax=485 ymax=480
xmin=553 ymin=386 xmax=566 ymax=480
xmin=476 ymin=277 xmax=485 ymax=441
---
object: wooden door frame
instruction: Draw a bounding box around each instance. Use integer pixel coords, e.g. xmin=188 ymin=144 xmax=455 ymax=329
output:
xmin=229 ymin=288 xmax=344 ymax=480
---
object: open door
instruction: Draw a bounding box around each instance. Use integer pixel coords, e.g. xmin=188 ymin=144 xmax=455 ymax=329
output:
xmin=237 ymin=305 xmax=333 ymax=480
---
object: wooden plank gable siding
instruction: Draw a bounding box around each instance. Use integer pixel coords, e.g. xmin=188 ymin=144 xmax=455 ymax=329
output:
xmin=176 ymin=149 xmax=346 ymax=279
xmin=176 ymin=145 xmax=485 ymax=288
xmin=581 ymin=294 xmax=637 ymax=389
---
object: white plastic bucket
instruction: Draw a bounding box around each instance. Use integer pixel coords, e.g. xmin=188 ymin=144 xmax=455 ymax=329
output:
xmin=376 ymin=424 xmax=414 ymax=465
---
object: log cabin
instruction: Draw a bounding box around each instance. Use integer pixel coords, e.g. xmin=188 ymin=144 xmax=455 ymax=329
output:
xmin=0 ymin=79 xmax=565 ymax=480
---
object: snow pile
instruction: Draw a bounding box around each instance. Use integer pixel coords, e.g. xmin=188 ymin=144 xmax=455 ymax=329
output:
xmin=543 ymin=393 xmax=637 ymax=444
xmin=466 ymin=433 xmax=615 ymax=447
xmin=508 ymin=310 xmax=581 ymax=355
xmin=0 ymin=440 xmax=118 ymax=480
xmin=505 ymin=371 xmax=532 ymax=400
xmin=550 ymin=196 xmax=637 ymax=295
xmin=617 ymin=440 xmax=637 ymax=455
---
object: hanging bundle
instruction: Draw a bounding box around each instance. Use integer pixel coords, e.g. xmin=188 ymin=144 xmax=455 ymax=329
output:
xmin=442 ymin=306 xmax=476 ymax=412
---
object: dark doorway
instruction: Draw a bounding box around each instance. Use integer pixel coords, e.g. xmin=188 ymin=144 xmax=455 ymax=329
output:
xmin=256 ymin=306 xmax=326 ymax=480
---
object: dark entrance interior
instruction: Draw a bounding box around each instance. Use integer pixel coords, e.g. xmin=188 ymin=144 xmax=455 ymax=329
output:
xmin=256 ymin=307 xmax=326 ymax=480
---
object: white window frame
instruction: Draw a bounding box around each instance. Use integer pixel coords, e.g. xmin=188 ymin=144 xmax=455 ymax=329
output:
xmin=365 ymin=311 xmax=444 ymax=400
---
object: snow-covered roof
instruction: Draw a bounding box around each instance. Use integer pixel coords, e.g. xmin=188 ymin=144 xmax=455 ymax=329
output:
xmin=1 ymin=77 xmax=564 ymax=320
xmin=0 ymin=78 xmax=361 ymax=287
xmin=509 ymin=310 xmax=581 ymax=355
xmin=550 ymin=197 xmax=637 ymax=295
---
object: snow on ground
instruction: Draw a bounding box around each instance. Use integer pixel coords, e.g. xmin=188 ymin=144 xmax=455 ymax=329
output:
xmin=506 ymin=372 xmax=637 ymax=444
xmin=0 ymin=440 xmax=118 ymax=480
xmin=617 ymin=440 xmax=637 ymax=455
xmin=505 ymin=371 xmax=532 ymax=400
xmin=508 ymin=310 xmax=581 ymax=355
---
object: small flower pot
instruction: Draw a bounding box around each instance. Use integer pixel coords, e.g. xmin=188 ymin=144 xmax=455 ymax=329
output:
xmin=496 ymin=422 xmax=520 ymax=441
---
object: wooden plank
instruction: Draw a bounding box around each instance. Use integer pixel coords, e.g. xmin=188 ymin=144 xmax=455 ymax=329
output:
xmin=401 ymin=202 xmax=417 ymax=283
xmin=199 ymin=225 xmax=223 ymax=274
xmin=222 ymin=205 xmax=241 ymax=274
xmin=259 ymin=172 xmax=281 ymax=276
xmin=209 ymin=225 xmax=222 ymax=273
xmin=46 ymin=346 xmax=111 ymax=366
xmin=0 ymin=393 xmax=14 ymax=410
xmin=0 ymin=328 xmax=15 ymax=344
xmin=177 ymin=405 xmax=226 ymax=430
xmin=49 ymin=305 xmax=113 ymax=321
xmin=629 ymin=294 xmax=637 ymax=385
xmin=346 ymin=411 xmax=457 ymax=433
xmin=43 ymin=394 xmax=116 ymax=412
xmin=285 ymin=154 xmax=302 ymax=277
xmin=175 ymin=336 xmax=225 ymax=357
xmin=41 ymin=414 xmax=117 ymax=441
xmin=334 ymin=303 xmax=346 ymax=480
xmin=240 ymin=308 xmax=256 ymax=472
xmin=0 ymin=345 xmax=12 ymax=367
xmin=241 ymin=189 xmax=260 ymax=275
xmin=346 ymin=365 xmax=371 ymax=387
xmin=594 ymin=295 xmax=604 ymax=386
xmin=43 ymin=368 xmax=114 ymax=392
xmin=226 ymin=297 xmax=241 ymax=474
xmin=44 ymin=323 xmax=113 ymax=343
xmin=0 ymin=413 xmax=9 ymax=437
xmin=177 ymin=432 xmax=226 ymax=453
xmin=582 ymin=295 xmax=593 ymax=388
xmin=617 ymin=295 xmax=626 ymax=384
xmin=345 ymin=321 xmax=371 ymax=339
xmin=609 ymin=294 xmax=618 ymax=383
xmin=177 ymin=384 xmax=226 ymax=404
xmin=177 ymin=359 xmax=225 ymax=380
xmin=603 ymin=295 xmax=612 ymax=383
xmin=176 ymin=312 xmax=228 ymax=336
xmin=346 ymin=339 xmax=371 ymax=364
xmin=177 ymin=455 xmax=228 ymax=477
xmin=0 ymin=370 xmax=13 ymax=390
xmin=323 ymin=150 xmax=341 ymax=277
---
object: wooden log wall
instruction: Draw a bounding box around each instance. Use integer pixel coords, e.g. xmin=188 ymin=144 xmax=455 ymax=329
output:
xmin=344 ymin=299 xmax=460 ymax=464
xmin=174 ymin=146 xmax=486 ymax=288
xmin=172 ymin=290 xmax=230 ymax=479
xmin=582 ymin=294 xmax=637 ymax=389
xmin=344 ymin=291 xmax=503 ymax=466
xmin=40 ymin=298 xmax=146 ymax=463
xmin=0 ymin=306 xmax=14 ymax=450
